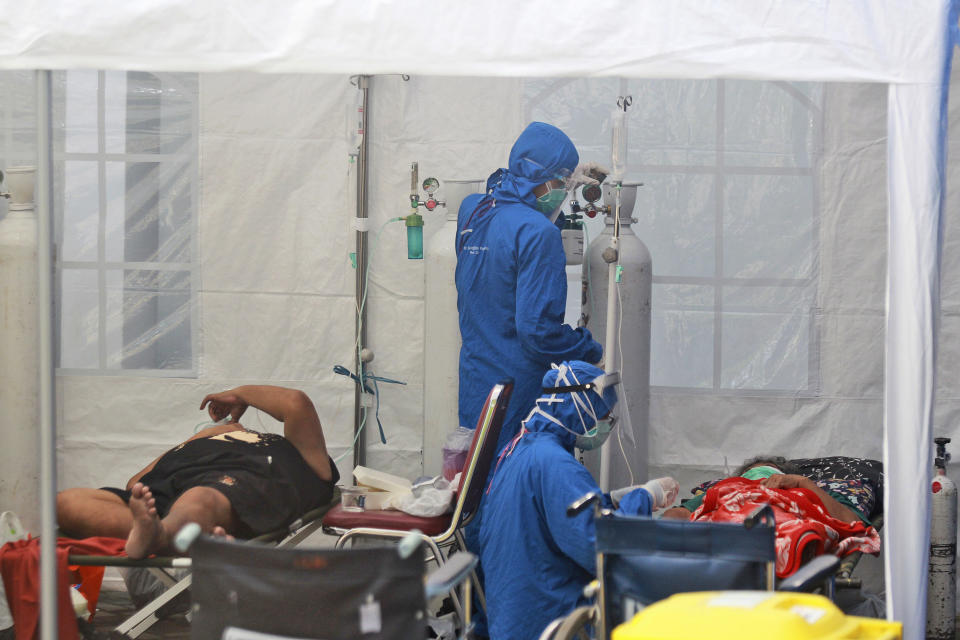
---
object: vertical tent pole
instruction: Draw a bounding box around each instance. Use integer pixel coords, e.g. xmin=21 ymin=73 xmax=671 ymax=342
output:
xmin=884 ymin=10 xmax=954 ymax=630
xmin=353 ymin=75 xmax=370 ymax=469
xmin=35 ymin=69 xmax=58 ymax=640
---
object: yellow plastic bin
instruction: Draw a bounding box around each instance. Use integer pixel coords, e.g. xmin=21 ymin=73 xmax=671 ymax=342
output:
xmin=611 ymin=591 xmax=901 ymax=640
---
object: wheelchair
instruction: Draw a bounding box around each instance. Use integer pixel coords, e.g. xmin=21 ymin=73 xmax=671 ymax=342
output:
xmin=539 ymin=492 xmax=844 ymax=640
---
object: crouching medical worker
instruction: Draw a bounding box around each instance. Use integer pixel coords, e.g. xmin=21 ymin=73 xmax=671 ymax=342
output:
xmin=456 ymin=122 xmax=604 ymax=456
xmin=478 ymin=361 xmax=677 ymax=640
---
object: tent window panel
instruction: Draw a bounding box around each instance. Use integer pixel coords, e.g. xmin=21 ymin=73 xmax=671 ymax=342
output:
xmin=627 ymin=79 xmax=718 ymax=167
xmin=63 ymin=70 xmax=98 ymax=154
xmin=722 ymin=173 xmax=815 ymax=280
xmin=105 ymin=160 xmax=193 ymax=264
xmin=59 ymin=269 xmax=99 ymax=369
xmin=104 ymin=269 xmax=192 ymax=371
xmin=633 ymin=172 xmax=716 ymax=278
xmin=525 ymin=77 xmax=822 ymax=394
xmin=720 ymin=309 xmax=811 ymax=391
xmin=722 ymin=81 xmax=821 ymax=169
xmin=54 ymin=70 xmax=198 ymax=376
xmin=106 ymin=71 xmax=195 ymax=155
xmin=61 ymin=160 xmax=99 ymax=262
xmin=651 ymin=284 xmax=714 ymax=389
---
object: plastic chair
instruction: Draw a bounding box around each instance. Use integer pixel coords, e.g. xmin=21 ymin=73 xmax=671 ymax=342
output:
xmin=321 ymin=379 xmax=513 ymax=616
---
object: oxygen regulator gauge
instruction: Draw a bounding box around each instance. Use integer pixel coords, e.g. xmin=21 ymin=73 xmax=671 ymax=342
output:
xmin=581 ymin=183 xmax=602 ymax=204
xmin=422 ymin=177 xmax=439 ymax=196
xmin=577 ymin=183 xmax=603 ymax=218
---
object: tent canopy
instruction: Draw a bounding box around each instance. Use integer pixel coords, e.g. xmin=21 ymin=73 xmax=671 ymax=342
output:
xmin=0 ymin=1 xmax=950 ymax=82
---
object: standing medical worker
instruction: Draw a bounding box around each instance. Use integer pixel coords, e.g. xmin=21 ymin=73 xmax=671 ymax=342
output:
xmin=478 ymin=361 xmax=674 ymax=640
xmin=456 ymin=122 xmax=604 ymax=455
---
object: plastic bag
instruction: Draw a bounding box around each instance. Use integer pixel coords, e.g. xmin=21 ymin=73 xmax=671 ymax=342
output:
xmin=441 ymin=426 xmax=474 ymax=481
xmin=0 ymin=512 xmax=29 ymax=631
xmin=389 ymin=476 xmax=455 ymax=517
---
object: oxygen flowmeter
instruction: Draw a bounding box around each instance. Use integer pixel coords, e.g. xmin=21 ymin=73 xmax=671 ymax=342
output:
xmin=405 ymin=163 xmax=444 ymax=259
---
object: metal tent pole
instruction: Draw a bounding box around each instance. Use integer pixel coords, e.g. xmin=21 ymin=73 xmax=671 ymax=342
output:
xmin=353 ymin=75 xmax=370 ymax=469
xmin=35 ymin=69 xmax=58 ymax=640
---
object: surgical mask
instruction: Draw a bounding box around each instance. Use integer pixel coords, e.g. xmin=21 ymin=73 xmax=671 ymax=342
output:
xmin=535 ymin=187 xmax=568 ymax=222
xmin=575 ymin=416 xmax=616 ymax=451
xmin=741 ymin=465 xmax=783 ymax=481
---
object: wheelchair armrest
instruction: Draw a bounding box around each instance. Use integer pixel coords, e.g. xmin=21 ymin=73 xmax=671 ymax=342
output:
xmin=425 ymin=552 xmax=478 ymax=599
xmin=743 ymin=504 xmax=775 ymax=529
xmin=778 ymin=554 xmax=841 ymax=592
xmin=567 ymin=492 xmax=601 ymax=518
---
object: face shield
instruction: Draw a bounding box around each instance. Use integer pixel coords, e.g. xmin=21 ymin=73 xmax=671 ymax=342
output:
xmin=532 ymin=364 xmax=621 ymax=450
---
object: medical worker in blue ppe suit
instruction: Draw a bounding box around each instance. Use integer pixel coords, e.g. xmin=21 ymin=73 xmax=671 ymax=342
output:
xmin=456 ymin=122 xmax=604 ymax=456
xmin=478 ymin=361 xmax=676 ymax=640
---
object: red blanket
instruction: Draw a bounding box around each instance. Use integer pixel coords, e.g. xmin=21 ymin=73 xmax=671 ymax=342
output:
xmin=0 ymin=537 xmax=127 ymax=640
xmin=690 ymin=477 xmax=880 ymax=578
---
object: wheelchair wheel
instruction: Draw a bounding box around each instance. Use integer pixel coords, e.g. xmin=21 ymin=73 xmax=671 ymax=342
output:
xmin=549 ymin=605 xmax=595 ymax=640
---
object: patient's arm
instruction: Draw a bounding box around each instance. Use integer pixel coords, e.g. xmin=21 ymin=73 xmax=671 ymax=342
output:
xmin=201 ymin=386 xmax=333 ymax=482
xmin=761 ymin=474 xmax=860 ymax=523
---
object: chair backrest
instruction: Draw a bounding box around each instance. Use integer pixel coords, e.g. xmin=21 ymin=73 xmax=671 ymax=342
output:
xmin=190 ymin=536 xmax=426 ymax=640
xmin=595 ymin=514 xmax=775 ymax=639
xmin=451 ymin=379 xmax=513 ymax=528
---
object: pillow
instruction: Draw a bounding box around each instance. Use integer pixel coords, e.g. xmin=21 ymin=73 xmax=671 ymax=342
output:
xmin=789 ymin=456 xmax=883 ymax=518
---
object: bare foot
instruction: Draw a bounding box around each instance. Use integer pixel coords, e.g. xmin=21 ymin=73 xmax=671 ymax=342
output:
xmin=125 ymin=483 xmax=166 ymax=559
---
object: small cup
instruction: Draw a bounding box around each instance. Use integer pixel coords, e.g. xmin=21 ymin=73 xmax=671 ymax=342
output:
xmin=341 ymin=486 xmax=367 ymax=512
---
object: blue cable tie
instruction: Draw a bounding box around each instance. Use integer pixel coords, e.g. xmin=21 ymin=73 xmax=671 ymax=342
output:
xmin=333 ymin=365 xmax=407 ymax=444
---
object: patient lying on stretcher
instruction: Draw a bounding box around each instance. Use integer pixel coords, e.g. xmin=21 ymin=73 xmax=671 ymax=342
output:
xmin=661 ymin=456 xmax=880 ymax=577
xmin=56 ymin=385 xmax=339 ymax=558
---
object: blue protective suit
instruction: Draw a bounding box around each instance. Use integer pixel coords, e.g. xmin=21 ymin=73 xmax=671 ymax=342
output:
xmin=456 ymin=122 xmax=603 ymax=455
xmin=477 ymin=362 xmax=652 ymax=640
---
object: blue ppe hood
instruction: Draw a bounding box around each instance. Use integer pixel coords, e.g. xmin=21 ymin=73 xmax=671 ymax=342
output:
xmin=485 ymin=121 xmax=579 ymax=208
xmin=523 ymin=361 xmax=618 ymax=450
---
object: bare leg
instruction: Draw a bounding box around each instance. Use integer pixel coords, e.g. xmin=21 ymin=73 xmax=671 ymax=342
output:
xmin=125 ymin=483 xmax=165 ymax=559
xmin=126 ymin=483 xmax=237 ymax=559
xmin=57 ymin=488 xmax=133 ymax=539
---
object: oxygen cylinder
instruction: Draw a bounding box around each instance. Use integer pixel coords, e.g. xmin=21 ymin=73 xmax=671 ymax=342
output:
xmin=0 ymin=166 xmax=40 ymax=533
xmin=580 ymin=182 xmax=651 ymax=489
xmin=928 ymin=437 xmax=958 ymax=640
xmin=422 ymin=178 xmax=483 ymax=476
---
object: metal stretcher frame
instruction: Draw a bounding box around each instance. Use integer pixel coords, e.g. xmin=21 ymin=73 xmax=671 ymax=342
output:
xmin=66 ymin=490 xmax=341 ymax=638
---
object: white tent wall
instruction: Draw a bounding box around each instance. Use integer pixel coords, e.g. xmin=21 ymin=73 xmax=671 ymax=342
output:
xmin=0 ymin=4 xmax=956 ymax=637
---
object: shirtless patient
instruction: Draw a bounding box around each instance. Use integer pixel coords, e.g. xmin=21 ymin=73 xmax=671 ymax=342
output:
xmin=56 ymin=385 xmax=339 ymax=558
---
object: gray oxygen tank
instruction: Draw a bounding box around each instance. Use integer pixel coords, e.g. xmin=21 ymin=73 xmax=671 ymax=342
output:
xmin=580 ymin=182 xmax=651 ymax=490
xmin=0 ymin=167 xmax=40 ymax=532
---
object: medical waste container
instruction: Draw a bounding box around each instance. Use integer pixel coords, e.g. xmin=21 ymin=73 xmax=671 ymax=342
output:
xmin=611 ymin=591 xmax=901 ymax=640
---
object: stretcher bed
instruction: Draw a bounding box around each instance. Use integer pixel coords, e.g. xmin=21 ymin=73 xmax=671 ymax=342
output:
xmin=63 ymin=489 xmax=341 ymax=639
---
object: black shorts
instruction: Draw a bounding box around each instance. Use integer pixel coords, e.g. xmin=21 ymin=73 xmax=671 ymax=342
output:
xmin=101 ymin=432 xmax=339 ymax=538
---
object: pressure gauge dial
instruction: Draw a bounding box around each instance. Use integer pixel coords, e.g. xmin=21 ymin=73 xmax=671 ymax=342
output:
xmin=581 ymin=183 xmax=602 ymax=204
xmin=422 ymin=177 xmax=440 ymax=195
